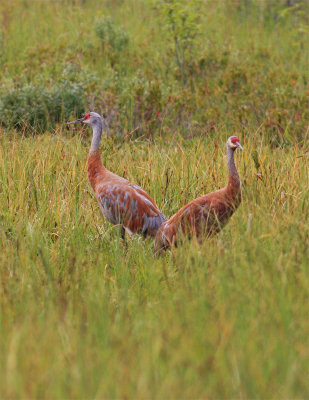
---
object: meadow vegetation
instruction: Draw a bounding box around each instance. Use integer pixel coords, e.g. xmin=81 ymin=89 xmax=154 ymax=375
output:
xmin=0 ymin=0 xmax=308 ymax=398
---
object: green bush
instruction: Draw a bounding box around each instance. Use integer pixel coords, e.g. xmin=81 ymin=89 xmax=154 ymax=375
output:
xmin=0 ymin=83 xmax=84 ymax=132
xmin=158 ymin=0 xmax=201 ymax=85
xmin=0 ymin=65 xmax=100 ymax=133
xmin=94 ymin=16 xmax=129 ymax=53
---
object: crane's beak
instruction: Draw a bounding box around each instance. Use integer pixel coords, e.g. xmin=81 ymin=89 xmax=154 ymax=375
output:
xmin=237 ymin=142 xmax=244 ymax=151
xmin=67 ymin=117 xmax=84 ymax=125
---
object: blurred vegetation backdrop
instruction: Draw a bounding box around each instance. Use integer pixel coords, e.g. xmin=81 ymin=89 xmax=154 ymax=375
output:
xmin=0 ymin=0 xmax=308 ymax=398
xmin=0 ymin=0 xmax=308 ymax=143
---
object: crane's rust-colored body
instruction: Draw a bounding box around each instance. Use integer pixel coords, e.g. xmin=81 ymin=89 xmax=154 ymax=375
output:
xmin=68 ymin=112 xmax=165 ymax=239
xmin=154 ymin=136 xmax=243 ymax=254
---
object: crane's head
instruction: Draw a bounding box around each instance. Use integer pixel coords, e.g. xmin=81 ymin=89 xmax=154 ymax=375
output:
xmin=227 ymin=136 xmax=243 ymax=151
xmin=67 ymin=112 xmax=102 ymax=127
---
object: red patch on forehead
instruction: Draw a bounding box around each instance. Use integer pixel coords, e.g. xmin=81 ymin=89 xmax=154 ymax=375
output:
xmin=231 ymin=137 xmax=239 ymax=143
xmin=84 ymin=113 xmax=91 ymax=120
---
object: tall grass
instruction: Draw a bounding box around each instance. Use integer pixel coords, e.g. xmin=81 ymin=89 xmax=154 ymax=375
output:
xmin=0 ymin=130 xmax=308 ymax=398
xmin=0 ymin=0 xmax=308 ymax=398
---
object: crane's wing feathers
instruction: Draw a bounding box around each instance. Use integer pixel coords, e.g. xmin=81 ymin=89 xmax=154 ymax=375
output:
xmin=96 ymin=181 xmax=165 ymax=236
xmin=156 ymin=194 xmax=232 ymax=250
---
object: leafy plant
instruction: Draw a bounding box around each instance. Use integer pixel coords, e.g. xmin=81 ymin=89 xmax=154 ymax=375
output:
xmin=159 ymin=0 xmax=201 ymax=85
xmin=94 ymin=16 xmax=129 ymax=53
xmin=0 ymin=65 xmax=101 ymax=132
xmin=0 ymin=83 xmax=84 ymax=132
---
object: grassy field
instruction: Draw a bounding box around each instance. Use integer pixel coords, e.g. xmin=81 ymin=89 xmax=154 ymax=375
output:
xmin=0 ymin=0 xmax=309 ymax=398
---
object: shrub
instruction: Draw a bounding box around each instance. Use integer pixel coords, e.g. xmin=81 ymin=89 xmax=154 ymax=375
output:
xmin=0 ymin=83 xmax=85 ymax=132
xmin=158 ymin=0 xmax=201 ymax=86
xmin=0 ymin=65 xmax=101 ymax=133
xmin=94 ymin=16 xmax=129 ymax=53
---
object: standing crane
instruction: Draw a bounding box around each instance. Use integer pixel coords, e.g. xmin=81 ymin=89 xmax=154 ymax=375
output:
xmin=68 ymin=112 xmax=166 ymax=240
xmin=154 ymin=136 xmax=243 ymax=254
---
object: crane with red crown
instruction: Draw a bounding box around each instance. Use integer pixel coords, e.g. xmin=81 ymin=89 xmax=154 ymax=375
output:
xmin=68 ymin=112 xmax=166 ymax=241
xmin=154 ymin=136 xmax=243 ymax=254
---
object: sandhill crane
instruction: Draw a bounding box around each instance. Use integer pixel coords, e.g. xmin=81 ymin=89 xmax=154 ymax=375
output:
xmin=154 ymin=136 xmax=243 ymax=254
xmin=67 ymin=112 xmax=166 ymax=240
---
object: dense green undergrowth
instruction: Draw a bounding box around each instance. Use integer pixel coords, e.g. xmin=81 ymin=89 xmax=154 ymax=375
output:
xmin=0 ymin=0 xmax=308 ymax=398
xmin=0 ymin=0 xmax=308 ymax=144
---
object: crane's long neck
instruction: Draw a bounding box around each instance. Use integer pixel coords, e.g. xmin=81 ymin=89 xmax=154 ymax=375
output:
xmin=88 ymin=120 xmax=106 ymax=190
xmin=90 ymin=120 xmax=103 ymax=153
xmin=227 ymin=146 xmax=239 ymax=182
xmin=226 ymin=145 xmax=241 ymax=203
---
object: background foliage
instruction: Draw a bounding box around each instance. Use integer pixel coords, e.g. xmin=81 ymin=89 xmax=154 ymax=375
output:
xmin=0 ymin=0 xmax=308 ymax=143
xmin=0 ymin=0 xmax=308 ymax=398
